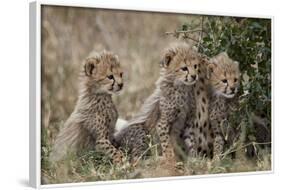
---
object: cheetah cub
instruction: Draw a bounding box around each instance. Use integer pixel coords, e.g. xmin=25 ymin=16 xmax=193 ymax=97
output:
xmin=184 ymin=52 xmax=240 ymax=158
xmin=114 ymin=42 xmax=202 ymax=163
xmin=50 ymin=51 xmax=125 ymax=164
xmin=207 ymin=52 xmax=240 ymax=157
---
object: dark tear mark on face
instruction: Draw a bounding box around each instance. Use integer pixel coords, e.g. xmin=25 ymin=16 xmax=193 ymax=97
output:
xmin=202 ymin=97 xmax=206 ymax=104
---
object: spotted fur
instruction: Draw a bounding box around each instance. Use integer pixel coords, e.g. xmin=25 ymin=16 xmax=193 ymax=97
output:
xmin=50 ymin=51 xmax=125 ymax=164
xmin=183 ymin=52 xmax=240 ymax=158
xmin=183 ymin=55 xmax=210 ymax=157
xmin=114 ymin=42 xmax=202 ymax=163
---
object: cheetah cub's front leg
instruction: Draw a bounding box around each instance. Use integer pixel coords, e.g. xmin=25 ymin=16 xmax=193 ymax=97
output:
xmin=93 ymin=115 xmax=124 ymax=164
xmin=156 ymin=100 xmax=179 ymax=160
xmin=183 ymin=119 xmax=197 ymax=157
xmin=96 ymin=138 xmax=124 ymax=163
xmin=210 ymin=119 xmax=224 ymax=158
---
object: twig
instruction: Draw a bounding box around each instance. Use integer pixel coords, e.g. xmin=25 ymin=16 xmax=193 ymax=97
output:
xmin=221 ymin=141 xmax=271 ymax=159
xmin=77 ymin=150 xmax=96 ymax=159
xmin=165 ymin=29 xmax=205 ymax=35
xmin=183 ymin=35 xmax=200 ymax=43
xmin=197 ymin=16 xmax=205 ymax=47
xmin=133 ymin=143 xmax=159 ymax=166
xmin=165 ymin=31 xmax=200 ymax=43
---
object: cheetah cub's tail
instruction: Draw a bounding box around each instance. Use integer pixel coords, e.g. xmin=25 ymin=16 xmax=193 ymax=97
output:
xmin=114 ymin=118 xmax=129 ymax=137
xmin=114 ymin=87 xmax=161 ymax=143
xmin=49 ymin=118 xmax=93 ymax=163
xmin=127 ymin=87 xmax=161 ymax=126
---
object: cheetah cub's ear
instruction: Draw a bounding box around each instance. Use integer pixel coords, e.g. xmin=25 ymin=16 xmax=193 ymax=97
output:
xmin=160 ymin=48 xmax=176 ymax=68
xmin=207 ymin=52 xmax=230 ymax=79
xmin=207 ymin=58 xmax=218 ymax=79
xmin=218 ymin=52 xmax=229 ymax=58
xmin=233 ymin=60 xmax=240 ymax=67
xmin=84 ymin=56 xmax=100 ymax=76
xmin=216 ymin=52 xmax=229 ymax=63
xmin=199 ymin=55 xmax=209 ymax=65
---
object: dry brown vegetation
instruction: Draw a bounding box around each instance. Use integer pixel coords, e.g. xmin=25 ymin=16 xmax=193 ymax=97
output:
xmin=41 ymin=5 xmax=271 ymax=185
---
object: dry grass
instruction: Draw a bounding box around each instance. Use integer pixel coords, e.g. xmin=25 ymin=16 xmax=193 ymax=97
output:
xmin=41 ymin=5 xmax=271 ymax=185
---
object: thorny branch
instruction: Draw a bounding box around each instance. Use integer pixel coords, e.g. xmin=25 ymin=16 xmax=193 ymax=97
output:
xmin=165 ymin=29 xmax=206 ymax=35
xmin=165 ymin=16 xmax=206 ymax=48
xmin=197 ymin=16 xmax=205 ymax=47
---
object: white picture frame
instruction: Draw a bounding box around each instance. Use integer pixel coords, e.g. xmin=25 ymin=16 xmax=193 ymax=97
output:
xmin=29 ymin=1 xmax=274 ymax=188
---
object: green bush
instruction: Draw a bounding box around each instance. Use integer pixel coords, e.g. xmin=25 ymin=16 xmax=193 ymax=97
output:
xmin=175 ymin=16 xmax=271 ymax=152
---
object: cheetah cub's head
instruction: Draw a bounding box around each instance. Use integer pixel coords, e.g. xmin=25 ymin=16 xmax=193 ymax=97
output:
xmin=160 ymin=42 xmax=200 ymax=86
xmin=207 ymin=52 xmax=240 ymax=98
xmin=83 ymin=51 xmax=124 ymax=94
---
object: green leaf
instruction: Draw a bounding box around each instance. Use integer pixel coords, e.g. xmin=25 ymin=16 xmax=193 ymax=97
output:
xmin=182 ymin=24 xmax=188 ymax=31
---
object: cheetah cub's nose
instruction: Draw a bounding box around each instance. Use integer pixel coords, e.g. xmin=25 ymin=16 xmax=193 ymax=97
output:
xmin=118 ymin=83 xmax=123 ymax=89
xmin=191 ymin=75 xmax=197 ymax=80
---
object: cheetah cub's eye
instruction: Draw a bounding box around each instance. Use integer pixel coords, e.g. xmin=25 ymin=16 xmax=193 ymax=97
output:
xmin=222 ymin=79 xmax=227 ymax=83
xmin=107 ymin=75 xmax=114 ymax=80
xmin=194 ymin=64 xmax=198 ymax=69
xmin=181 ymin=67 xmax=188 ymax=71
xmin=120 ymin=73 xmax=123 ymax=78
xmin=234 ymin=78 xmax=238 ymax=82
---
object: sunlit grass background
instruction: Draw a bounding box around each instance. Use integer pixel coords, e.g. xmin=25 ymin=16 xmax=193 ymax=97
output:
xmin=41 ymin=5 xmax=271 ymax=184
